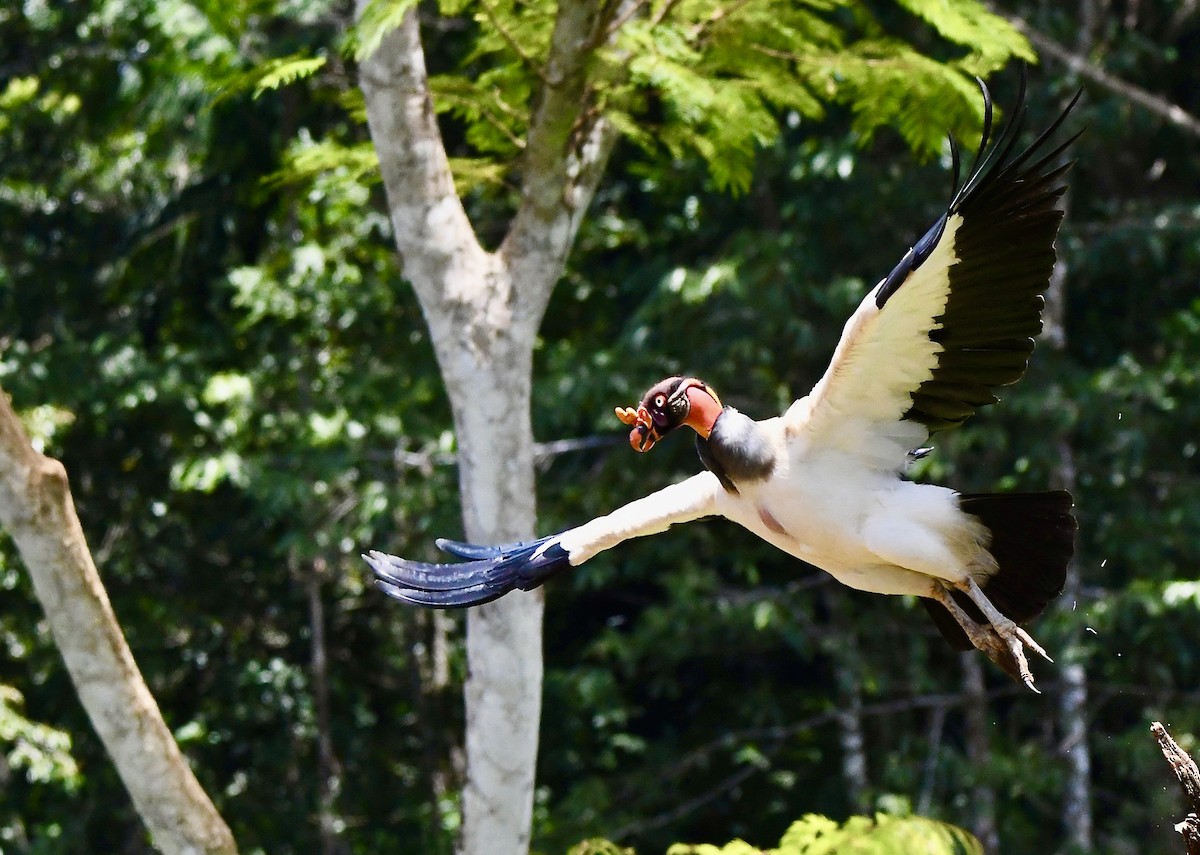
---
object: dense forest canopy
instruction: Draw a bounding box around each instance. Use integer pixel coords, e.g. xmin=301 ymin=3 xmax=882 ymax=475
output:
xmin=2 ymin=0 xmax=1200 ymax=852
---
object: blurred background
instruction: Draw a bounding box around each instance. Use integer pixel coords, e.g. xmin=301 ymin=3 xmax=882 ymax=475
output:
xmin=1 ymin=0 xmax=1199 ymax=852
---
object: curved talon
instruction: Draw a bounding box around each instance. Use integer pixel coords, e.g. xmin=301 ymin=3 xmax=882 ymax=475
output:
xmin=1016 ymin=626 xmax=1053 ymax=663
xmin=931 ymin=581 xmax=1051 ymax=691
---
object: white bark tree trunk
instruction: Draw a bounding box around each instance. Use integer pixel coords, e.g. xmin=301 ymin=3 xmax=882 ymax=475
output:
xmin=1047 ymin=232 xmax=1093 ymax=854
xmin=0 ymin=390 xmax=237 ymax=855
xmin=961 ymin=653 xmax=999 ymax=855
xmin=1043 ymin=46 xmax=1093 ymax=836
xmin=825 ymin=591 xmax=869 ymax=812
xmin=356 ymin=4 xmax=616 ymax=852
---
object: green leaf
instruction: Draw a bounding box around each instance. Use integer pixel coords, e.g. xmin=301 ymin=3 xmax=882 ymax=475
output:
xmin=251 ymin=55 xmax=327 ymax=98
xmin=893 ymin=0 xmax=1035 ymax=69
xmin=262 ymin=138 xmax=381 ymax=189
xmin=209 ymin=52 xmax=327 ymax=105
xmin=0 ymin=685 xmax=80 ymax=790
xmin=350 ymin=0 xmax=420 ymax=61
xmin=668 ymin=812 xmax=983 ymax=854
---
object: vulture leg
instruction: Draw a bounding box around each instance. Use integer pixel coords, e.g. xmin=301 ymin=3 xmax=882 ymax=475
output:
xmin=930 ymin=582 xmax=1044 ymax=692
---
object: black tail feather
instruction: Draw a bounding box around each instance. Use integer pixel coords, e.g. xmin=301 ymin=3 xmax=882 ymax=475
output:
xmin=925 ymin=490 xmax=1076 ymax=651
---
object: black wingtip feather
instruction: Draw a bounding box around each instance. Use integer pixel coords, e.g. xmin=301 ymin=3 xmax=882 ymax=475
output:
xmin=375 ymin=578 xmax=508 ymax=608
xmin=884 ymin=74 xmax=1081 ymax=431
xmin=365 ymin=538 xmax=570 ymax=609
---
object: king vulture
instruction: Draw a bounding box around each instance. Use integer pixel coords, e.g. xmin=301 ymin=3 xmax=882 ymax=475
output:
xmin=365 ymin=77 xmax=1080 ymax=691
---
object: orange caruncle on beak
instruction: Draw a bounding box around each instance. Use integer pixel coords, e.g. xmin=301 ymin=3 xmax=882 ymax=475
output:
xmin=615 ymin=405 xmax=658 ymax=452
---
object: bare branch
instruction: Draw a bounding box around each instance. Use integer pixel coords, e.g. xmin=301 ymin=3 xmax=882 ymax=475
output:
xmin=388 ymin=433 xmax=623 ymax=473
xmin=610 ymin=763 xmax=760 ymax=840
xmin=612 ymin=683 xmax=1036 ymax=839
xmin=599 ymin=0 xmax=651 ymax=43
xmin=1006 ymin=15 xmax=1200 ymax=139
xmin=1151 ymin=721 xmax=1200 ymax=854
xmin=437 ymin=91 xmax=528 ymax=151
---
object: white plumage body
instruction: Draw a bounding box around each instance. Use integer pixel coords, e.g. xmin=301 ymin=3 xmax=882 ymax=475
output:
xmin=564 ymin=410 xmax=994 ymax=601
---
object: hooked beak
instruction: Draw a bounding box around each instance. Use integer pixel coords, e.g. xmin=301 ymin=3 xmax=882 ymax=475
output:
xmin=615 ymin=405 xmax=660 ymax=453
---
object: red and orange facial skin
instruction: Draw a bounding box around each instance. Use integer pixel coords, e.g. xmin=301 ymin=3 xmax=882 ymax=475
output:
xmin=615 ymin=377 xmax=723 ymax=452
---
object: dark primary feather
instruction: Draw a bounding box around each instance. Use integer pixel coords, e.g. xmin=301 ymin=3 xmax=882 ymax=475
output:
xmin=364 ymin=535 xmax=569 ymax=608
xmin=872 ymin=79 xmax=992 ymax=309
xmin=875 ymin=75 xmax=1082 ymax=433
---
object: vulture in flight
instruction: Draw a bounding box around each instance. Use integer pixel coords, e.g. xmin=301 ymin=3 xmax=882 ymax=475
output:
xmin=365 ymin=77 xmax=1080 ymax=691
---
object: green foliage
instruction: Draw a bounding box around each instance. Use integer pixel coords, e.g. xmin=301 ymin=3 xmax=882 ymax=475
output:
xmin=363 ymin=0 xmax=1032 ymax=194
xmin=263 ymin=137 xmax=381 ymax=190
xmin=576 ymin=813 xmax=981 ymax=855
xmin=569 ymin=839 xmax=637 ymax=855
xmin=3 ymin=0 xmax=1200 ymax=853
xmin=600 ymin=0 xmax=1024 ymax=190
xmin=771 ymin=812 xmax=981 ymax=854
xmin=893 ymin=0 xmax=1034 ymax=71
xmin=351 ymin=0 xmax=420 ymax=61
xmin=0 ymin=685 xmax=80 ymax=789
xmin=213 ymin=52 xmax=329 ymax=103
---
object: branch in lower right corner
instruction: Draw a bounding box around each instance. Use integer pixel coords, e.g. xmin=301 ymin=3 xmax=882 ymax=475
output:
xmin=1151 ymin=720 xmax=1200 ymax=855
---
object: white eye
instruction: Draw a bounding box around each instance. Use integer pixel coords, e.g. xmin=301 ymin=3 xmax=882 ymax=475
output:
xmin=654 ymin=395 xmax=666 ymax=408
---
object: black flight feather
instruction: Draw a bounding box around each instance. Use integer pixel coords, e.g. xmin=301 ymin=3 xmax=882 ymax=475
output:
xmin=874 ymin=73 xmax=1082 ymax=432
xmin=364 ymin=535 xmax=569 ymax=608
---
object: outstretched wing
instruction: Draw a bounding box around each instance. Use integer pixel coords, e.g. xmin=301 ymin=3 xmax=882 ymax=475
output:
xmin=366 ymin=472 xmax=723 ymax=608
xmin=788 ymin=77 xmax=1081 ymax=468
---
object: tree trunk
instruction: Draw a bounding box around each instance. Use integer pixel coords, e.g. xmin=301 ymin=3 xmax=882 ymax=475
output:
xmin=834 ymin=679 xmax=868 ymax=813
xmin=825 ymin=590 xmax=869 ymax=812
xmin=1043 ymin=99 xmax=1093 ymax=845
xmin=916 ymin=703 xmax=946 ymax=816
xmin=356 ymin=2 xmax=617 ymax=851
xmin=0 ymin=389 xmax=237 ymax=855
xmin=305 ymin=559 xmax=345 ymax=855
xmin=961 ymin=653 xmax=999 ymax=855
xmin=454 ymin=352 xmax=544 ymax=855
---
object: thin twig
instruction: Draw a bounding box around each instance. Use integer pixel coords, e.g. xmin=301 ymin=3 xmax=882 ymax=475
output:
xmin=390 ymin=433 xmax=624 ymax=472
xmin=611 ymin=682 xmax=1037 ymax=837
xmin=476 ymin=0 xmax=551 ymax=82
xmin=687 ymin=0 xmax=757 ymax=42
xmin=610 ymin=762 xmax=762 ymax=840
xmin=599 ymin=0 xmax=652 ymax=44
xmin=650 ymin=0 xmax=686 ymax=27
xmin=533 ymin=434 xmax=624 ymax=461
xmin=436 ymin=91 xmax=528 ymax=150
xmin=1006 ymin=15 xmax=1200 ymax=139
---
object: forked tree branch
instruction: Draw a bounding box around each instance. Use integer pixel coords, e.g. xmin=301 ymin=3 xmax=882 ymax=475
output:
xmin=501 ymin=0 xmax=622 ymax=330
xmin=356 ymin=3 xmax=494 ymax=324
xmin=0 ymin=389 xmax=237 ymax=855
